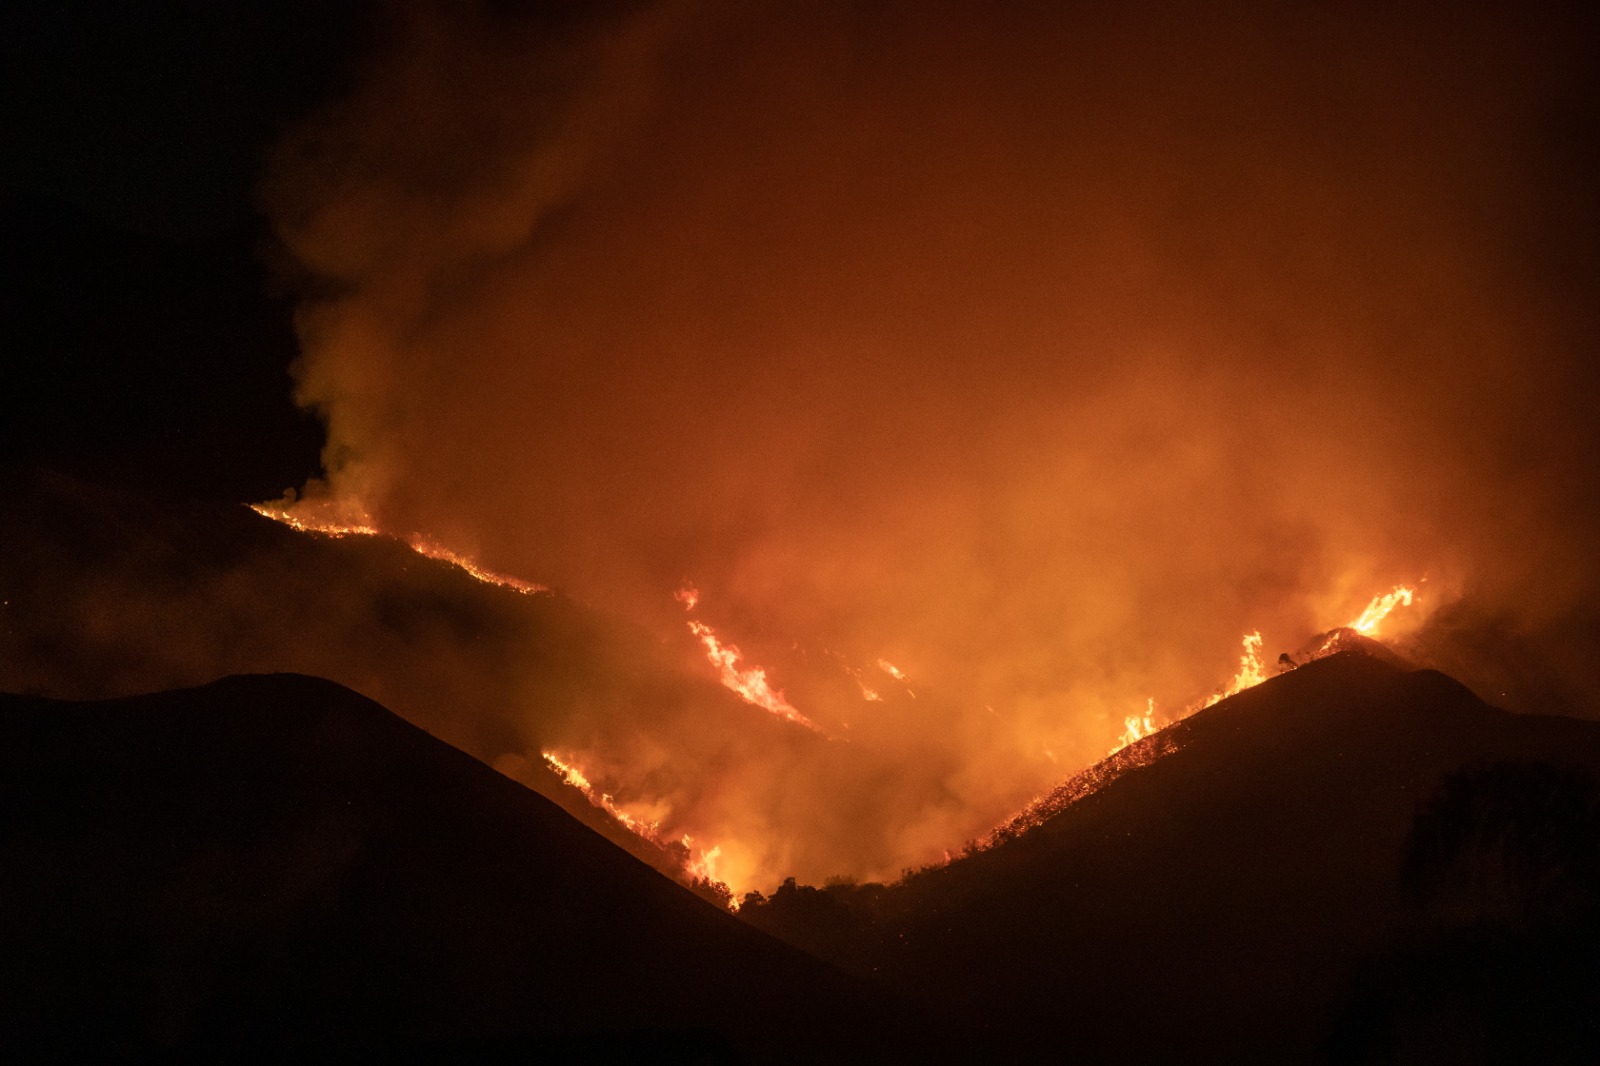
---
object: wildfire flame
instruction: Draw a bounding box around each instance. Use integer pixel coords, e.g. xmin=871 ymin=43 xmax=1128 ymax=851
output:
xmin=543 ymin=750 xmax=741 ymax=906
xmin=877 ymin=658 xmax=916 ymax=698
xmin=1204 ymin=630 xmax=1267 ymax=708
xmin=251 ymin=499 xmax=1429 ymax=896
xmin=1099 ymin=585 xmax=1420 ymax=797
xmin=1349 ymin=585 xmax=1416 ymax=635
xmin=683 ymin=836 xmax=722 ymax=884
xmin=676 ymin=585 xmax=820 ymax=732
xmin=542 ymin=751 xmax=661 ymax=837
xmin=543 ymin=750 xmax=592 ymax=792
xmin=686 ymin=621 xmax=819 ymax=730
xmin=249 ymin=502 xmax=547 ymax=595
xmin=1111 ymin=697 xmax=1159 ymax=754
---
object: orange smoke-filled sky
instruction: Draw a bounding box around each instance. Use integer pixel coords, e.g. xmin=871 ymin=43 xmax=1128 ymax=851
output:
xmin=260 ymin=0 xmax=1600 ymax=886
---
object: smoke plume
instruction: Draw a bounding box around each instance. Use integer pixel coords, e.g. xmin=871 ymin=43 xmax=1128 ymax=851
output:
xmin=255 ymin=0 xmax=1600 ymax=890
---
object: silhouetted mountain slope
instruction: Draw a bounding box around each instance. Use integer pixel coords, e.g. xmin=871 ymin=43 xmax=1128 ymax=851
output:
xmin=744 ymin=653 xmax=1600 ymax=1063
xmin=0 ymin=673 xmax=917 ymax=1061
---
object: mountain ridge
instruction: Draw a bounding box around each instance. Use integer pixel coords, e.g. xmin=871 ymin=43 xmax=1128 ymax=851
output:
xmin=740 ymin=652 xmax=1600 ymax=1062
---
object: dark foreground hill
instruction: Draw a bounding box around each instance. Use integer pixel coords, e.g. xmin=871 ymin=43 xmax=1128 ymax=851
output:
xmin=0 ymin=673 xmax=925 ymax=1062
xmin=743 ymin=653 xmax=1600 ymax=1063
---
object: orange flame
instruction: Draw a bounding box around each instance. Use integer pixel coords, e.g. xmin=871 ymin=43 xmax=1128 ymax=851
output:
xmin=685 ymin=620 xmax=819 ymax=730
xmin=402 ymin=534 xmax=547 ymax=595
xmin=1199 ymin=630 xmax=1266 ymax=709
xmin=542 ymin=751 xmax=661 ymax=837
xmin=249 ymin=502 xmax=546 ymax=595
xmin=877 ymin=658 xmax=916 ymax=698
xmin=256 ymin=509 xmax=1427 ymax=893
xmin=542 ymin=750 xmax=740 ymax=905
xmin=248 ymin=501 xmax=379 ymax=538
xmin=682 ymin=835 xmax=723 ymax=884
xmin=676 ymin=585 xmax=819 ymax=732
xmin=1111 ymin=697 xmax=1159 ymax=754
xmin=1348 ymin=585 xmax=1416 ymax=635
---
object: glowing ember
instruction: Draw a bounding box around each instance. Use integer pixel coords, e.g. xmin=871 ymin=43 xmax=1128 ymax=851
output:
xmin=249 ymin=502 xmax=546 ymax=595
xmin=677 ymin=585 xmax=819 ymax=732
xmin=1348 ymin=585 xmax=1416 ymax=635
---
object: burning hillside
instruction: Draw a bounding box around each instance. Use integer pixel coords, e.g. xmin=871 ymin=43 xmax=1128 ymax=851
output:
xmin=245 ymin=479 xmax=1429 ymax=900
xmin=231 ymin=0 xmax=1599 ymax=888
xmin=5 ymin=1 xmax=1599 ymax=1059
xmin=0 ymin=468 xmax=1439 ymax=905
xmin=5 ymin=0 xmax=1599 ymax=929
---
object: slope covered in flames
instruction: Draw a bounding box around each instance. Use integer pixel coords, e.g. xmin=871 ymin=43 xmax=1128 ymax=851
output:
xmin=742 ymin=649 xmax=1600 ymax=1062
xmin=0 ymin=673 xmax=923 ymax=1060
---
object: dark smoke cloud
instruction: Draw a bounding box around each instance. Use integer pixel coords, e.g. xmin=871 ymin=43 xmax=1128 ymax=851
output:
xmin=250 ymin=0 xmax=1599 ymax=888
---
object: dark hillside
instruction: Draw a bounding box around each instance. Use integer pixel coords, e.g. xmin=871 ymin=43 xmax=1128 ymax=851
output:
xmin=0 ymin=674 xmax=920 ymax=1061
xmin=744 ymin=653 xmax=1600 ymax=1062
